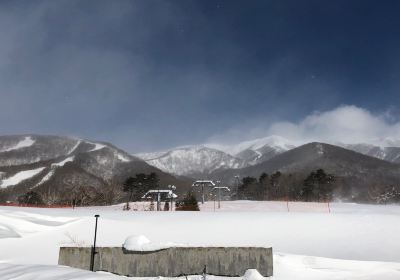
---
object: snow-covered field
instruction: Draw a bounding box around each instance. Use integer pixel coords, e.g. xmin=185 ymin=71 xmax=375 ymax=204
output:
xmin=0 ymin=201 xmax=400 ymax=279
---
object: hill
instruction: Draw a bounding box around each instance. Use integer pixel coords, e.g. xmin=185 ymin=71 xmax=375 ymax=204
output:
xmin=210 ymin=142 xmax=400 ymax=202
xmin=0 ymin=135 xmax=190 ymax=204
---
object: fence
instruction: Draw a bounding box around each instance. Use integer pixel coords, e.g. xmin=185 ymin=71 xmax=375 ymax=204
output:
xmin=0 ymin=202 xmax=72 ymax=208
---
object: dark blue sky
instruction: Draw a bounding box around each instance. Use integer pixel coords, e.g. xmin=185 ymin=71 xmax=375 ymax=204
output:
xmin=1 ymin=0 xmax=400 ymax=152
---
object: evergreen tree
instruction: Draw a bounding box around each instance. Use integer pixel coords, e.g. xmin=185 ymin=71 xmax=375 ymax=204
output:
xmin=147 ymin=172 xmax=160 ymax=189
xmin=302 ymin=169 xmax=335 ymax=201
xmin=259 ymin=172 xmax=269 ymax=200
xmin=237 ymin=176 xmax=258 ymax=200
xmin=302 ymin=171 xmax=316 ymax=201
xmin=123 ymin=173 xmax=160 ymax=209
xmin=176 ymin=192 xmax=200 ymax=211
xmin=18 ymin=191 xmax=44 ymax=205
xmin=122 ymin=176 xmax=136 ymax=210
xmin=259 ymin=172 xmax=268 ymax=183
xmin=270 ymin=171 xmax=282 ymax=200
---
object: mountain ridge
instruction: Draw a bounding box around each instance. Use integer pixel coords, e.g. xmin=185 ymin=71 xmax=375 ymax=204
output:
xmin=0 ymin=134 xmax=190 ymax=204
xmin=137 ymin=136 xmax=400 ymax=177
xmin=210 ymin=142 xmax=400 ymax=202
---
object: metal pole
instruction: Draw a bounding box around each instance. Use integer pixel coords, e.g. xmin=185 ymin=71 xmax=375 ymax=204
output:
xmin=90 ymin=214 xmax=100 ymax=271
xmin=218 ymin=187 xmax=221 ymax=209
xmin=201 ymin=184 xmax=205 ymax=204
xmin=213 ymin=192 xmax=216 ymax=212
xmin=171 ymin=192 xmax=173 ymax=211
xmin=157 ymin=192 xmax=160 ymax=211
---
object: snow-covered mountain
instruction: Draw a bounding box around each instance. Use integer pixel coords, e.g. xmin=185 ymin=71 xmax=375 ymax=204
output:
xmin=137 ymin=146 xmax=246 ymax=177
xmin=207 ymin=135 xmax=297 ymax=165
xmin=343 ymin=143 xmax=400 ymax=163
xmin=0 ymin=135 xmax=188 ymax=203
xmin=136 ymin=136 xmax=296 ymax=176
xmin=0 ymin=135 xmax=132 ymax=169
xmin=137 ymin=135 xmax=400 ymax=177
xmin=210 ymin=142 xmax=400 ymax=202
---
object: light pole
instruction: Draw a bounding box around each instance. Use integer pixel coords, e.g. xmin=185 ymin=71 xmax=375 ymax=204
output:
xmin=90 ymin=214 xmax=100 ymax=272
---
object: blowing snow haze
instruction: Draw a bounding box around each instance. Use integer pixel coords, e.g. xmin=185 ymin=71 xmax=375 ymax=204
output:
xmin=1 ymin=0 xmax=400 ymax=153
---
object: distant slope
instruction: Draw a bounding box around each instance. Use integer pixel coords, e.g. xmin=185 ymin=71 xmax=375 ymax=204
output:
xmin=137 ymin=136 xmax=296 ymax=177
xmin=0 ymin=135 xmax=189 ymax=203
xmin=138 ymin=135 xmax=400 ymax=178
xmin=344 ymin=143 xmax=400 ymax=163
xmin=211 ymin=142 xmax=400 ymax=200
xmin=137 ymin=146 xmax=245 ymax=177
xmin=207 ymin=135 xmax=296 ymax=165
xmin=214 ymin=142 xmax=400 ymax=178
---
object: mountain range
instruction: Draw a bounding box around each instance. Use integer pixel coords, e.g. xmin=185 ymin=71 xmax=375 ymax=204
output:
xmin=136 ymin=136 xmax=400 ymax=177
xmin=1 ymin=134 xmax=400 ymax=204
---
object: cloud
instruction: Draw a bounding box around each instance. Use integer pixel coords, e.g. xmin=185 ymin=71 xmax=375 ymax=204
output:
xmin=210 ymin=105 xmax=400 ymax=147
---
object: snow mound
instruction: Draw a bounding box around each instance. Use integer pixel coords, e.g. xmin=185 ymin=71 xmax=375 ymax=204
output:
xmin=0 ymin=263 xmax=123 ymax=280
xmin=123 ymin=235 xmax=183 ymax=251
xmin=243 ymin=269 xmax=264 ymax=280
xmin=0 ymin=210 xmax=78 ymax=239
xmin=1 ymin=136 xmax=35 ymax=152
xmin=1 ymin=167 xmax=45 ymax=188
xmin=123 ymin=235 xmax=151 ymax=251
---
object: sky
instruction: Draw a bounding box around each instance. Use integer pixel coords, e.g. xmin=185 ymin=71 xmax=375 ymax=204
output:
xmin=1 ymin=0 xmax=400 ymax=152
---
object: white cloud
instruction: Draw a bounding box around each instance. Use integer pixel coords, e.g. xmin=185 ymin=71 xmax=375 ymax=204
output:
xmin=268 ymin=105 xmax=400 ymax=146
xmin=208 ymin=105 xmax=400 ymax=147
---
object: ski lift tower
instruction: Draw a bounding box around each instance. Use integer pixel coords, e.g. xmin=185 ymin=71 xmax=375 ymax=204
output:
xmin=212 ymin=185 xmax=231 ymax=209
xmin=167 ymin=185 xmax=176 ymax=211
xmin=192 ymin=180 xmax=215 ymax=204
xmin=142 ymin=190 xmax=178 ymax=211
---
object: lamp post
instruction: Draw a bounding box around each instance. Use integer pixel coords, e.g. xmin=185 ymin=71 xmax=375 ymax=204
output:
xmin=90 ymin=214 xmax=100 ymax=272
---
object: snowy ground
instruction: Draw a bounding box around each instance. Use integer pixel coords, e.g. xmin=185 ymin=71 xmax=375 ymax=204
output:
xmin=0 ymin=201 xmax=400 ymax=279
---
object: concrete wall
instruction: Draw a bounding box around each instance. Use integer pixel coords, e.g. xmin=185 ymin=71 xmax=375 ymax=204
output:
xmin=58 ymin=247 xmax=273 ymax=277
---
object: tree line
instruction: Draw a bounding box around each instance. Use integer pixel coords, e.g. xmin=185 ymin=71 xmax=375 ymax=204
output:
xmin=14 ymin=172 xmax=200 ymax=210
xmin=237 ymin=169 xmax=336 ymax=202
